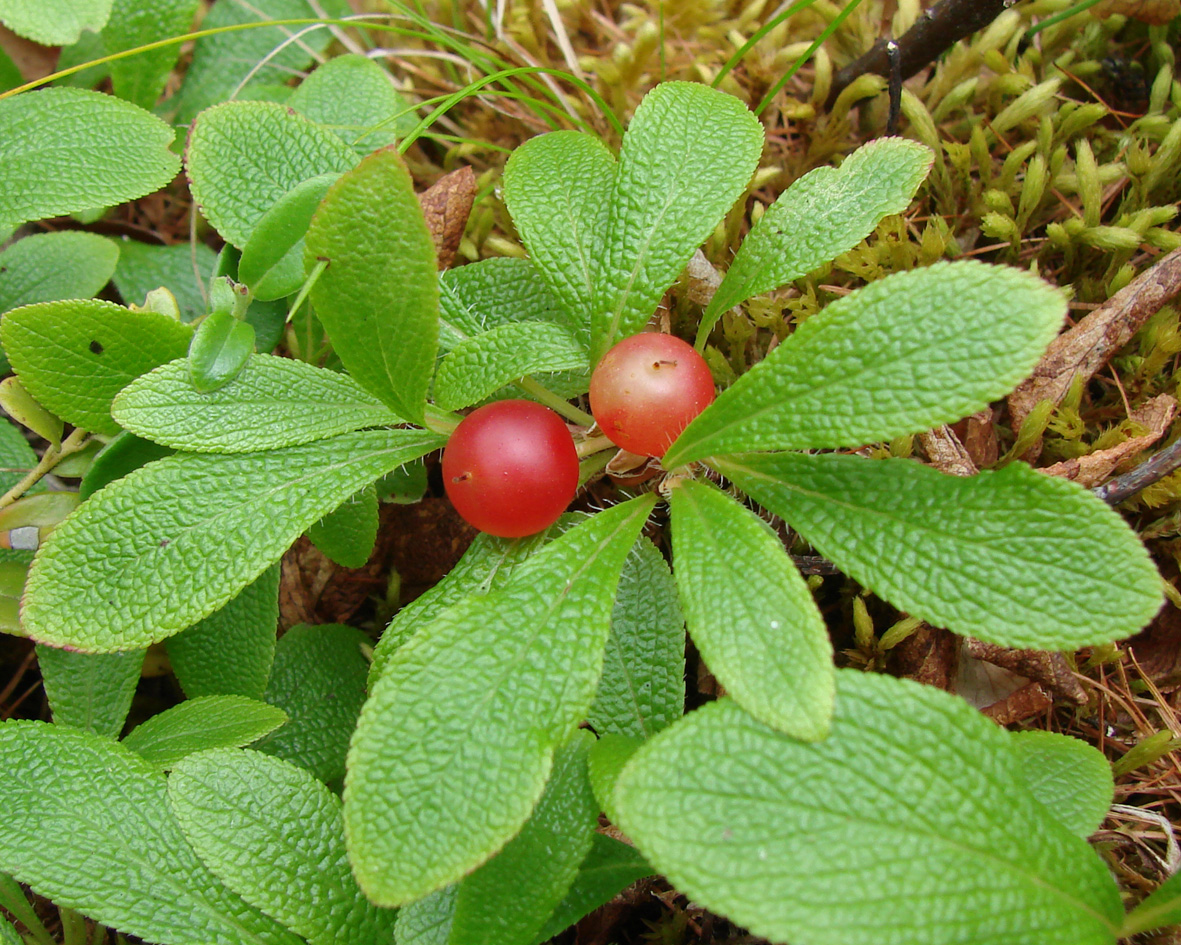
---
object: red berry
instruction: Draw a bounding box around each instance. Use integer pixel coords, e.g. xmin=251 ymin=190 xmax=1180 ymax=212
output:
xmin=589 ymin=333 xmax=716 ymax=458
xmin=442 ymin=400 xmax=579 ymax=538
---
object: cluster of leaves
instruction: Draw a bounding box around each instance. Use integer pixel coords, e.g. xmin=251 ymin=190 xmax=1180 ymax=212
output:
xmin=1 ymin=2 xmax=1180 ymax=944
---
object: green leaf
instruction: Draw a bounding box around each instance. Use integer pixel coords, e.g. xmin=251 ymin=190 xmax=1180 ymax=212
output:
xmin=345 ymin=495 xmax=657 ymax=906
xmin=0 ymin=231 xmax=119 ymax=313
xmin=103 ymin=0 xmax=200 ymax=109
xmin=434 ymin=322 xmax=588 ymax=411
xmin=613 ymin=672 xmax=1124 ymax=945
xmin=112 ymin=239 xmax=218 ymax=322
xmin=0 ymin=48 xmax=19 ymax=94
xmin=238 ymin=173 xmax=339 ymax=301
xmin=0 ymin=721 xmax=303 ymax=945
xmin=1 ymin=299 xmax=191 ymax=435
xmin=503 ymin=131 xmax=615 ymax=337
xmin=395 ymin=886 xmax=456 ymax=945
xmin=186 ymin=101 xmax=358 ymax=248
xmin=587 ymin=733 xmax=641 ymax=823
xmin=169 ymin=0 xmax=351 ymax=126
xmin=698 ymin=138 xmax=933 ymax=344
xmin=0 ymin=376 xmax=62 ymax=447
xmin=588 ymin=536 xmax=684 ymax=739
xmin=289 ymin=54 xmax=415 ymax=154
xmin=35 ymin=645 xmax=143 ymax=737
xmin=170 ymin=748 xmax=396 ymax=945
xmin=368 ymin=529 xmax=550 ymax=686
xmin=665 ymin=261 xmax=1067 ymax=467
xmin=669 ymin=479 xmax=833 ymax=740
xmin=188 ymin=310 xmax=255 ymax=393
xmin=22 ymin=429 xmax=444 ymax=652
xmin=450 ymin=731 xmax=599 ymax=945
xmin=532 ymin=833 xmax=654 ymax=944
xmin=438 ymin=257 xmax=572 ymax=345
xmin=0 ymin=88 xmax=180 ymax=230
xmin=591 ymin=82 xmax=763 ymax=362
xmin=1122 ymin=868 xmax=1181 ymax=937
xmin=0 ymin=0 xmax=112 ymax=44
xmin=113 ymin=354 xmax=404 ymax=453
xmin=306 ymin=485 xmax=378 ymax=568
xmin=1010 ymin=731 xmax=1113 ymax=838
xmin=717 ymin=451 xmax=1163 ymax=650
xmin=307 ymin=146 xmax=438 ymax=423
xmin=79 ymin=432 xmax=173 ymax=500
xmin=166 ymin=566 xmax=279 ymax=701
xmin=123 ymin=696 xmax=287 ymax=770
xmin=253 ymin=623 xmax=370 ymax=784
xmin=0 ymin=913 xmax=20 ymax=945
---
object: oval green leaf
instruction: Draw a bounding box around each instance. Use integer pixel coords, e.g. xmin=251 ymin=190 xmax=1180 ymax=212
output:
xmin=665 ymin=260 xmax=1067 ymax=467
xmin=344 ymin=495 xmax=656 ymax=906
xmin=0 ymin=231 xmax=119 ymax=314
xmin=22 ymin=428 xmax=444 ymax=652
xmin=1010 ymin=730 xmax=1113 ymax=838
xmin=613 ymin=672 xmax=1124 ymax=945
xmin=188 ymin=310 xmax=255 ymax=393
xmin=716 ymin=451 xmax=1163 ymax=650
xmin=36 ymin=645 xmax=143 ymax=738
xmin=123 ymin=696 xmax=288 ymax=770
xmin=307 ymin=146 xmax=439 ymax=423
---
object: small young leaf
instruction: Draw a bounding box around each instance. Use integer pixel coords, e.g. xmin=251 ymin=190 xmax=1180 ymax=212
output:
xmin=123 ymin=696 xmax=287 ymax=770
xmin=166 ymin=566 xmax=278 ymax=701
xmin=367 ymin=529 xmax=550 ymax=686
xmin=589 ymin=537 xmax=685 ymax=739
xmin=439 ymin=257 xmax=573 ymax=345
xmin=169 ymin=0 xmax=351 ymax=125
xmin=113 ymin=240 xmax=218 ymax=322
xmin=531 ymin=833 xmax=654 ymax=944
xmin=433 ymin=321 xmax=589 ymax=411
xmin=253 ymin=623 xmax=370 ymax=784
xmin=289 ymin=54 xmax=415 ymax=153
xmin=186 ymin=101 xmax=358 ymax=248
xmin=345 ymin=495 xmax=656 ymax=906
xmin=170 ymin=748 xmax=396 ymax=945
xmin=503 ymin=131 xmax=615 ymax=335
xmin=698 ymin=138 xmax=933 ymax=343
xmin=188 ymin=310 xmax=255 ymax=393
xmin=306 ymin=485 xmax=378 ymax=569
xmin=22 ymin=429 xmax=445 ymax=652
xmin=0 ymin=722 xmax=303 ymax=945
xmin=716 ymin=451 xmax=1163 ymax=650
xmin=0 ymin=231 xmax=119 ymax=314
xmin=103 ymin=0 xmax=200 ymax=110
xmin=664 ymin=261 xmax=1067 ymax=467
xmin=1010 ymin=731 xmax=1113 ymax=838
xmin=114 ymin=354 xmax=404 ymax=453
xmin=238 ymin=173 xmax=339 ymax=301
xmin=79 ymin=432 xmax=173 ymax=499
xmin=669 ymin=479 xmax=833 ymax=740
xmin=591 ymin=82 xmax=763 ymax=362
xmin=0 ymin=377 xmax=63 ymax=447
xmin=0 ymin=0 xmax=112 ymax=47
xmin=1 ymin=299 xmax=191 ymax=435
xmin=1122 ymin=868 xmax=1181 ymax=937
xmin=613 ymin=672 xmax=1124 ymax=945
xmin=307 ymin=146 xmax=439 ymax=423
xmin=35 ymin=645 xmax=143 ymax=738
xmin=449 ymin=731 xmax=599 ymax=945
xmin=0 ymin=88 xmax=180 ymax=230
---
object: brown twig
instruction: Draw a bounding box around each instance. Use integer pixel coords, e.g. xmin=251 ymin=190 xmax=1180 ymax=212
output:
xmin=1095 ymin=437 xmax=1181 ymax=505
xmin=825 ymin=0 xmax=1012 ymax=109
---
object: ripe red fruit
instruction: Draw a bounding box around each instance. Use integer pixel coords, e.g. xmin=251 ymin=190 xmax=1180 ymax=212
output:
xmin=589 ymin=333 xmax=716 ymax=459
xmin=442 ymin=399 xmax=579 ymax=538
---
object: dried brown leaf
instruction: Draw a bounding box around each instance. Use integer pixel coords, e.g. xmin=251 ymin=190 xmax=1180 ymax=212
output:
xmin=964 ymin=639 xmax=1089 ymax=704
xmin=1041 ymin=393 xmax=1178 ymax=487
xmin=888 ymin=623 xmax=958 ymax=690
xmin=417 ymin=166 xmax=476 ymax=271
xmin=958 ymin=407 xmax=999 ymax=469
xmin=981 ymin=682 xmax=1054 ymax=725
xmin=1009 ymin=247 xmax=1181 ymax=430
xmin=1092 ymin=0 xmax=1180 ymax=24
xmin=918 ymin=425 xmax=978 ymax=476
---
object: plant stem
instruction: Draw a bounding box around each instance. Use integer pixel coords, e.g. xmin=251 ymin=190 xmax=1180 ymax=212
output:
xmin=59 ymin=907 xmax=87 ymax=945
xmin=576 ymin=435 xmax=613 ymax=459
xmin=286 ymin=259 xmax=328 ymax=326
xmin=423 ymin=405 xmax=462 ymax=436
xmin=0 ymin=428 xmax=90 ymax=511
xmin=0 ymin=875 xmax=55 ymax=945
xmin=514 ymin=377 xmax=595 ymax=426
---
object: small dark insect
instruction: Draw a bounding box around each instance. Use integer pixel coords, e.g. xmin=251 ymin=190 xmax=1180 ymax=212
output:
xmin=88 ymin=340 xmax=103 ymax=354
xmin=1102 ymin=56 xmax=1150 ymax=115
